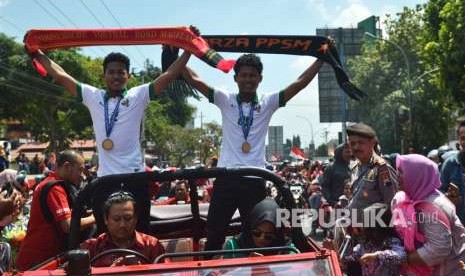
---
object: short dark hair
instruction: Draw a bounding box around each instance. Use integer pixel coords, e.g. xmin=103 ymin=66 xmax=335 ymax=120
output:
xmin=457 ymin=120 xmax=465 ymax=136
xmin=103 ymin=191 xmax=137 ymax=218
xmin=234 ymin=54 xmax=263 ymax=75
xmin=103 ymin=52 xmax=130 ymax=73
xmin=175 ymin=181 xmax=188 ymax=189
xmin=56 ymin=150 xmax=81 ymax=167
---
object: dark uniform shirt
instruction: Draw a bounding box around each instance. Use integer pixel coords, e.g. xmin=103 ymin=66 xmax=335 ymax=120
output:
xmin=347 ymin=153 xmax=398 ymax=211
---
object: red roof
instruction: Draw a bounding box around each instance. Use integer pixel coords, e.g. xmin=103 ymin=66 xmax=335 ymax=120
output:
xmin=70 ymin=140 xmax=96 ymax=149
xmin=16 ymin=140 xmax=96 ymax=151
xmin=13 ymin=140 xmax=96 ymax=160
xmin=16 ymin=142 xmax=49 ymax=151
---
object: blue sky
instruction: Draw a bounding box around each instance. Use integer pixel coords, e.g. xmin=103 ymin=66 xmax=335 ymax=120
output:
xmin=0 ymin=0 xmax=426 ymax=147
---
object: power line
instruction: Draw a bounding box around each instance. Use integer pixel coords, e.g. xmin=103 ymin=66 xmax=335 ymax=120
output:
xmin=78 ymin=0 xmax=144 ymax=69
xmin=1 ymin=82 xmax=76 ymax=103
xmin=44 ymin=0 xmax=109 ymax=57
xmin=98 ymin=0 xmax=148 ymax=62
xmin=30 ymin=0 xmax=105 ymax=57
xmin=45 ymin=0 xmax=79 ymax=28
xmin=0 ymin=61 xmax=63 ymax=90
xmin=32 ymin=0 xmax=67 ymax=27
xmin=78 ymin=0 xmax=106 ymax=28
xmin=0 ymin=17 xmax=24 ymax=34
xmin=7 ymin=78 xmax=71 ymax=102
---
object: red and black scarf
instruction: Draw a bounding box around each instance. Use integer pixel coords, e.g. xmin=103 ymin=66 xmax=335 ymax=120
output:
xmin=165 ymin=35 xmax=366 ymax=100
xmin=23 ymin=26 xmax=236 ymax=75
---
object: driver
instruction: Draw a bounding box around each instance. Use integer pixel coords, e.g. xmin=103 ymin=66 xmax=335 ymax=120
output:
xmin=80 ymin=191 xmax=164 ymax=267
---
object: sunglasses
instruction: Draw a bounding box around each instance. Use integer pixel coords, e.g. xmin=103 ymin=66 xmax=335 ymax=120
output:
xmin=251 ymin=229 xmax=276 ymax=241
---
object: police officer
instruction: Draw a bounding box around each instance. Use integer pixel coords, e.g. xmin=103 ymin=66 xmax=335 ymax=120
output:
xmin=331 ymin=123 xmax=398 ymax=275
xmin=346 ymin=122 xmax=398 ymax=211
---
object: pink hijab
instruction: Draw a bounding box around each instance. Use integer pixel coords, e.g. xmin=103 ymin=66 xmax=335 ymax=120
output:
xmin=396 ymin=154 xmax=441 ymax=200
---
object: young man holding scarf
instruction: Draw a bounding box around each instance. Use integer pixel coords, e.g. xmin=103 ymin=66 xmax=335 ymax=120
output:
xmin=31 ymin=47 xmax=191 ymax=177
xmin=182 ymin=51 xmax=323 ymax=253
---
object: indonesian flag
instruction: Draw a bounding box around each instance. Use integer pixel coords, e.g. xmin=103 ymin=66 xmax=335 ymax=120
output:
xmin=290 ymin=146 xmax=306 ymax=160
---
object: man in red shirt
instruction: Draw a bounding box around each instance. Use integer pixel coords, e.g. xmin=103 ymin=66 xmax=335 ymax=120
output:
xmin=155 ymin=181 xmax=190 ymax=205
xmin=16 ymin=150 xmax=95 ymax=270
xmin=81 ymin=191 xmax=164 ymax=267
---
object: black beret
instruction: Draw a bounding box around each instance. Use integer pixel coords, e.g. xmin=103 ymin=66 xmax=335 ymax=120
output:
xmin=347 ymin=122 xmax=377 ymax=139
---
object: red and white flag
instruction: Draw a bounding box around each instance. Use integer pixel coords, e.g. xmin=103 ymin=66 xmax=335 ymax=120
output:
xmin=289 ymin=146 xmax=306 ymax=160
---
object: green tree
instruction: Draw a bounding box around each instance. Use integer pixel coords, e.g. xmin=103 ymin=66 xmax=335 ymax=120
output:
xmin=316 ymin=144 xmax=328 ymax=157
xmin=0 ymin=34 xmax=97 ymax=152
xmin=348 ymin=6 xmax=449 ymax=153
xmin=423 ymin=0 xmax=465 ymax=110
xmin=164 ymin=125 xmax=201 ymax=167
xmin=199 ymin=122 xmax=222 ymax=165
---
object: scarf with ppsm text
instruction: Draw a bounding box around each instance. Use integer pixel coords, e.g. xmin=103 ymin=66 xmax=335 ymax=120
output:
xmin=23 ymin=27 xmax=236 ymax=76
xmin=163 ymin=35 xmax=366 ymax=101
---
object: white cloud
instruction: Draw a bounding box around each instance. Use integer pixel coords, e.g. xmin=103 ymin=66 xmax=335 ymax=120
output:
xmin=307 ymin=0 xmax=331 ymax=21
xmin=333 ymin=1 xmax=371 ymax=28
xmin=289 ymin=56 xmax=316 ymax=70
xmin=307 ymin=0 xmax=372 ymax=28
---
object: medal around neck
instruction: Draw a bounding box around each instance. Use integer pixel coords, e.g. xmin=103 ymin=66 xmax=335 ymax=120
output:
xmin=238 ymin=95 xmax=255 ymax=154
xmin=242 ymin=141 xmax=251 ymax=153
xmin=103 ymin=92 xmax=122 ymax=151
xmin=102 ymin=138 xmax=114 ymax=150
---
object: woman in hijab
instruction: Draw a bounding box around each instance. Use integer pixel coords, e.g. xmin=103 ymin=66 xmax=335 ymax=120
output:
xmin=223 ymin=198 xmax=294 ymax=258
xmin=394 ymin=154 xmax=465 ymax=276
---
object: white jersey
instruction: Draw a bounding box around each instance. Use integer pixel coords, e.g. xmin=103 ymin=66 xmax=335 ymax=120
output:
xmin=208 ymin=89 xmax=285 ymax=168
xmin=78 ymin=82 xmax=156 ymax=176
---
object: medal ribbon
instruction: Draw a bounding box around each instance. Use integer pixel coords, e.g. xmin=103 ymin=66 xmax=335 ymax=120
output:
xmin=104 ymin=94 xmax=122 ymax=138
xmin=237 ymin=98 xmax=255 ymax=142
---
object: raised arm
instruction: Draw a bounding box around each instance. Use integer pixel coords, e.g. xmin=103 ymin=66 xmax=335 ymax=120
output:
xmin=282 ymin=59 xmax=324 ymax=103
xmin=32 ymin=50 xmax=78 ymax=96
xmin=181 ymin=66 xmax=211 ymax=98
xmin=152 ymin=50 xmax=192 ymax=96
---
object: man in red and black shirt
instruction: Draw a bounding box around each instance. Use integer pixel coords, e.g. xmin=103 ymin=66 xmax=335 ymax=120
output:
xmin=16 ymin=150 xmax=95 ymax=270
xmin=81 ymin=191 xmax=164 ymax=267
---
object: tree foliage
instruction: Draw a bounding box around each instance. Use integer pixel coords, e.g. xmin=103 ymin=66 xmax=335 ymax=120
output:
xmin=316 ymin=143 xmax=328 ymax=157
xmin=348 ymin=5 xmax=449 ymax=153
xmin=422 ymin=0 xmax=465 ymax=108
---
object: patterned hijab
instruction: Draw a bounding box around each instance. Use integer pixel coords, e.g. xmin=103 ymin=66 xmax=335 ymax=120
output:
xmin=396 ymin=154 xmax=440 ymax=201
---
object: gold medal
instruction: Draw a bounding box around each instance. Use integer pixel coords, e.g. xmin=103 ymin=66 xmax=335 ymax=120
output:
xmin=242 ymin=141 xmax=251 ymax=153
xmin=102 ymin=138 xmax=114 ymax=150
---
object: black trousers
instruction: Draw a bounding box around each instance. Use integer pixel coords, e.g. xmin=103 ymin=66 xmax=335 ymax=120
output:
xmin=204 ymin=176 xmax=266 ymax=252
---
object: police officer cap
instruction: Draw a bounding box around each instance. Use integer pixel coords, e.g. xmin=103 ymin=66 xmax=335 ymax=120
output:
xmin=347 ymin=122 xmax=377 ymax=139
